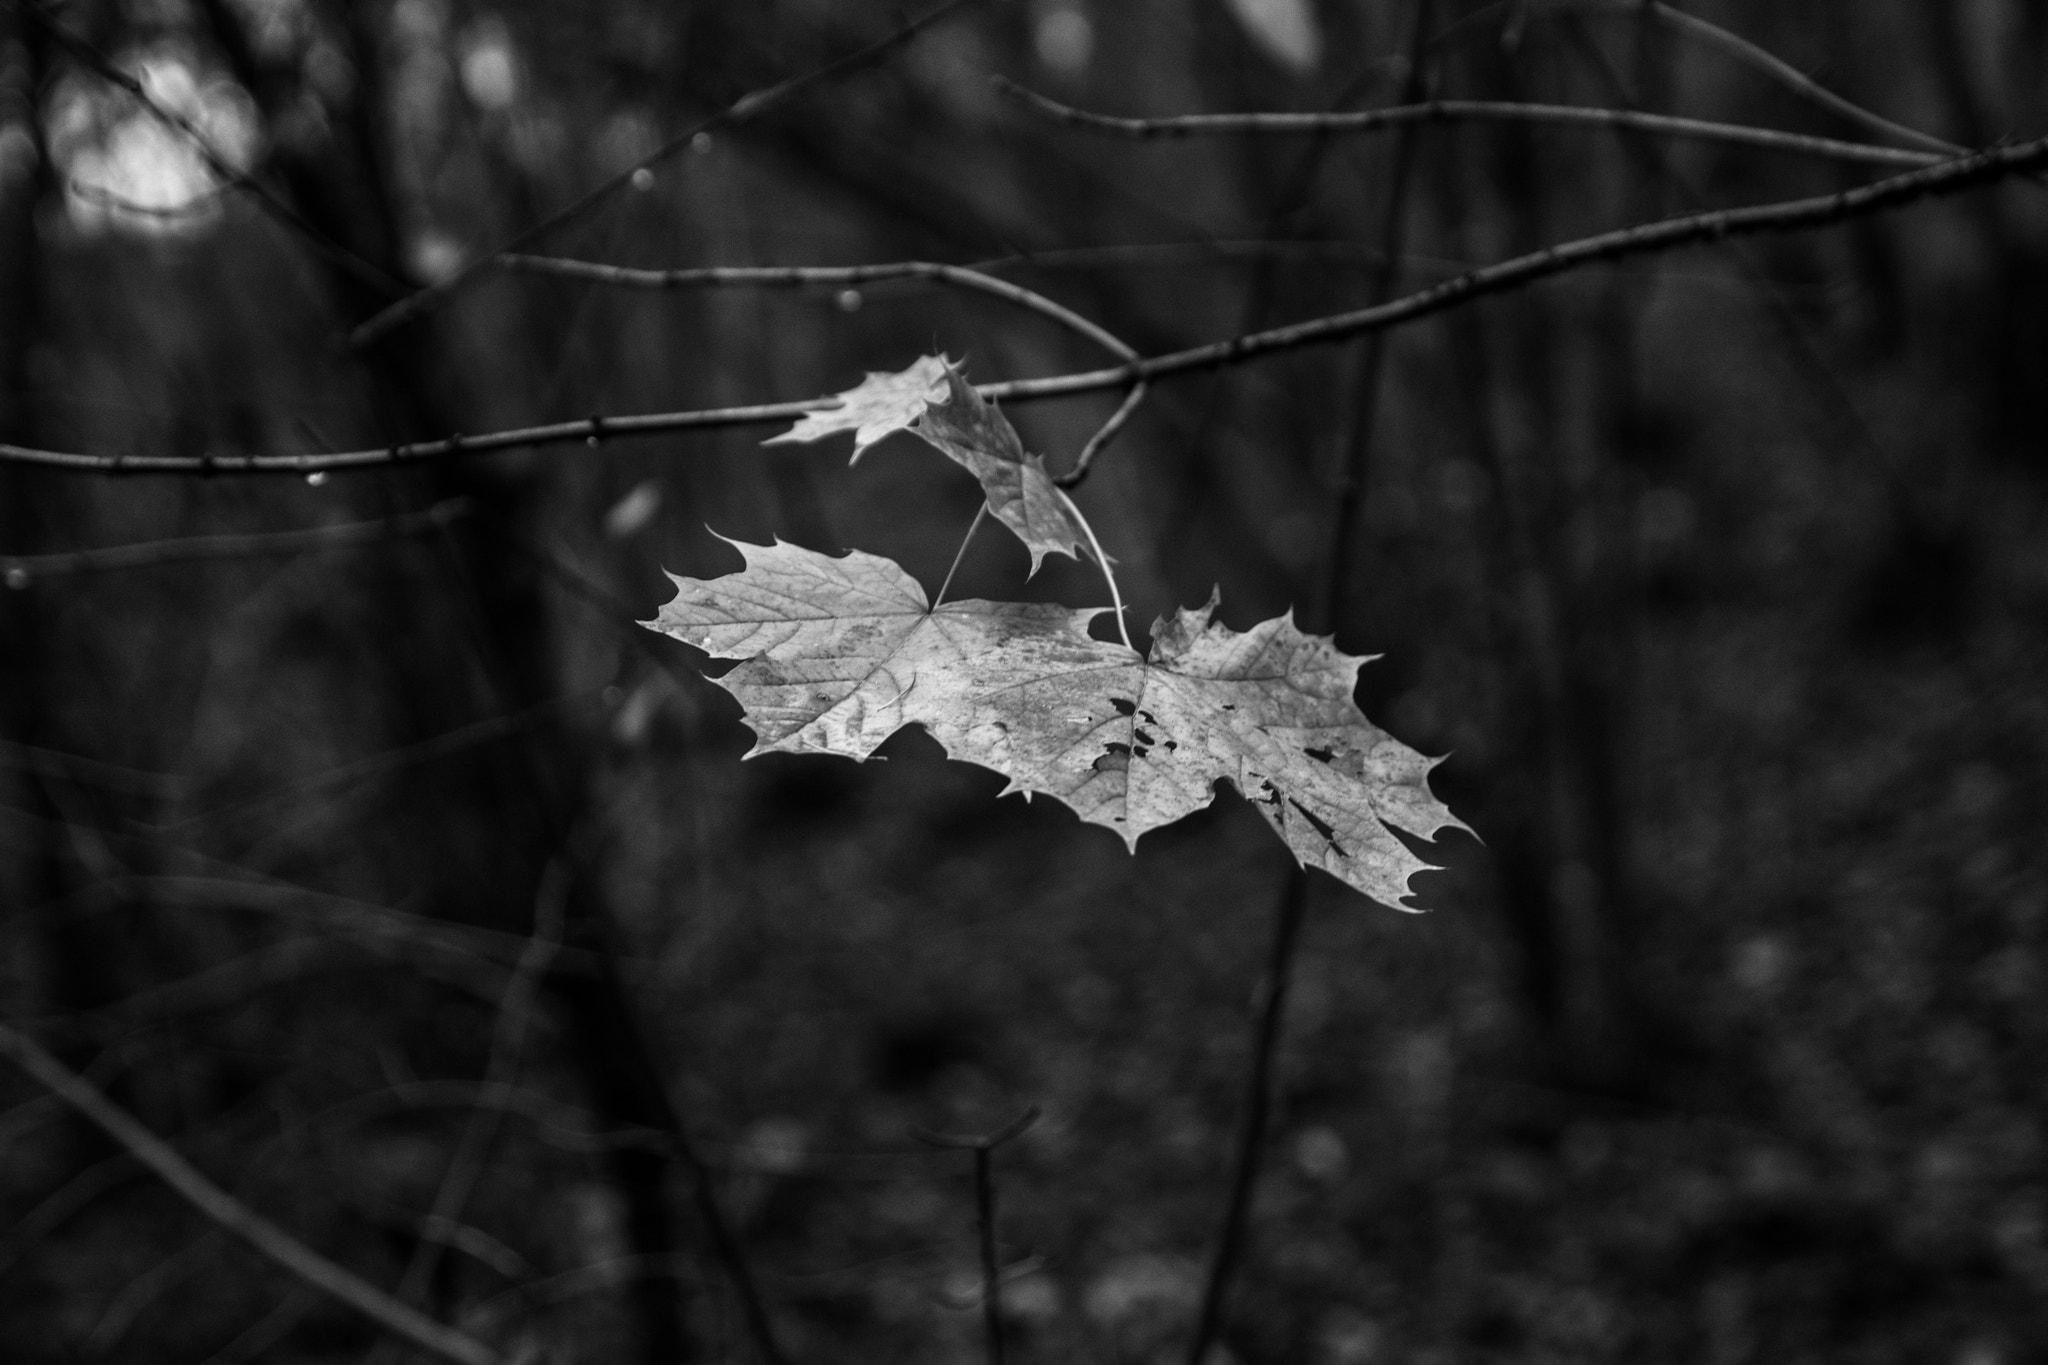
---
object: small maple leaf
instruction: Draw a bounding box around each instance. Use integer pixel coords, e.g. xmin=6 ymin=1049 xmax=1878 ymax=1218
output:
xmin=645 ymin=538 xmax=1466 ymax=909
xmin=768 ymin=356 xmax=1092 ymax=575
xmin=766 ymin=354 xmax=950 ymax=455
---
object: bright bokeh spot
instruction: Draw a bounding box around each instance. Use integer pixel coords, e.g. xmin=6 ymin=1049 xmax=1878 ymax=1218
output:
xmin=458 ymin=19 xmax=520 ymax=110
xmin=1225 ymin=0 xmax=1322 ymax=73
xmin=1033 ymin=1 xmax=1094 ymax=74
xmin=50 ymin=50 xmax=259 ymax=236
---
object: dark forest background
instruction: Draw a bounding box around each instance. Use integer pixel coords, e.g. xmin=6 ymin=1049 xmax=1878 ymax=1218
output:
xmin=3 ymin=1 xmax=2047 ymax=1362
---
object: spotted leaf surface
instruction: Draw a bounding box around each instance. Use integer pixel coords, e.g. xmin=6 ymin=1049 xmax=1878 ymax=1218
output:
xmin=645 ymin=538 xmax=1465 ymax=908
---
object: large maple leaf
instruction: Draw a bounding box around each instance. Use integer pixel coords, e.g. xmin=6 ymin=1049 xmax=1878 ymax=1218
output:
xmin=767 ymin=357 xmax=1092 ymax=574
xmin=644 ymin=538 xmax=1465 ymax=909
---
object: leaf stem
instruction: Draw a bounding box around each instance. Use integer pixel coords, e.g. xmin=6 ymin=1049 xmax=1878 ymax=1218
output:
xmin=1059 ymin=487 xmax=1132 ymax=651
xmin=933 ymin=502 xmax=989 ymax=610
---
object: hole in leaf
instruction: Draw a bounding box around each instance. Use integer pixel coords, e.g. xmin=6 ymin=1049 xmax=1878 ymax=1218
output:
xmin=1110 ymin=697 xmax=1137 ymax=716
xmin=1139 ymin=709 xmax=1158 ymax=725
xmin=1134 ymin=727 xmax=1155 ymax=746
xmin=1304 ymin=746 xmax=1335 ymax=764
xmin=1289 ymin=798 xmax=1346 ymax=855
xmin=1104 ymin=742 xmax=1131 ymax=755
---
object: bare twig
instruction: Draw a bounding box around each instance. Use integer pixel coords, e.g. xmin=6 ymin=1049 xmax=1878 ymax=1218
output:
xmin=1 ymin=500 xmax=469 ymax=583
xmin=1057 ymin=380 xmax=1147 ymax=488
xmin=912 ymin=1107 xmax=1041 ymax=1365
xmin=976 ymin=238 xmax=1467 ymax=275
xmin=0 ymin=1021 xmax=506 ymax=1365
xmin=909 ymin=1106 xmax=1043 ymax=1151
xmin=1435 ymin=0 xmax=1963 ymax=155
xmin=996 ymin=77 xmax=1939 ymax=168
xmin=498 ymin=255 xmax=1139 ymax=363
xmin=1609 ymin=1 xmax=1964 ymax=155
xmin=7 ymin=133 xmax=2048 ymax=475
xmin=67 ymin=177 xmax=234 ymax=222
xmin=348 ymin=0 xmax=979 ymax=348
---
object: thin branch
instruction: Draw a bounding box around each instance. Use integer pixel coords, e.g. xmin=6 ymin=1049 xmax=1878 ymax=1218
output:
xmin=8 ymin=133 xmax=2048 ymax=475
xmin=67 ymin=177 xmax=234 ymax=222
xmin=1431 ymin=1 xmax=1962 ymax=156
xmin=0 ymin=1021 xmax=506 ymax=1365
xmin=1 ymin=500 xmax=469 ymax=583
xmin=975 ymin=238 xmax=1472 ymax=275
xmin=348 ymin=0 xmax=978 ymax=348
xmin=1056 ymin=380 xmax=1147 ymax=488
xmin=0 ymin=396 xmax=833 ymax=472
xmin=498 ymin=255 xmax=1140 ymax=363
xmin=18 ymin=1 xmax=407 ymax=296
xmin=909 ymin=1107 xmax=1042 ymax=1151
xmin=996 ymin=77 xmax=1939 ymax=168
xmin=1617 ymin=1 xmax=1964 ymax=156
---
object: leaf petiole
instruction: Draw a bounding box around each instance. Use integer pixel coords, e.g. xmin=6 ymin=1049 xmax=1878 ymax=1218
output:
xmin=933 ymin=502 xmax=990 ymax=610
xmin=1059 ymin=486 xmax=1133 ymax=651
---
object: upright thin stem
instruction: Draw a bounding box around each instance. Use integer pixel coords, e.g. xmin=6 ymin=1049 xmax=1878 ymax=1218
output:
xmin=1190 ymin=13 xmax=1433 ymax=1361
xmin=933 ymin=503 xmax=990 ymax=609
xmin=912 ymin=1107 xmax=1040 ymax=1365
xmin=973 ymin=1146 xmax=1004 ymax=1365
xmin=1185 ymin=868 xmax=1310 ymax=1365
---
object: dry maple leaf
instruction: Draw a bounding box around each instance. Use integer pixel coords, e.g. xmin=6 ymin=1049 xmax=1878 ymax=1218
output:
xmin=767 ymin=356 xmax=1092 ymax=575
xmin=767 ymin=354 xmax=950 ymax=454
xmin=644 ymin=538 xmax=1466 ymax=909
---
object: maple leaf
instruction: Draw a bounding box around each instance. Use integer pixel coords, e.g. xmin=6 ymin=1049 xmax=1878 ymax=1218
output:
xmin=767 ymin=357 xmax=1092 ymax=574
xmin=767 ymin=354 xmax=950 ymax=454
xmin=644 ymin=538 xmax=1466 ymax=909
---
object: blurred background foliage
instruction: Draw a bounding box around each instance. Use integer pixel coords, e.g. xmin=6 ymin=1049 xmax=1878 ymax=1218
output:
xmin=2 ymin=0 xmax=2046 ymax=1362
